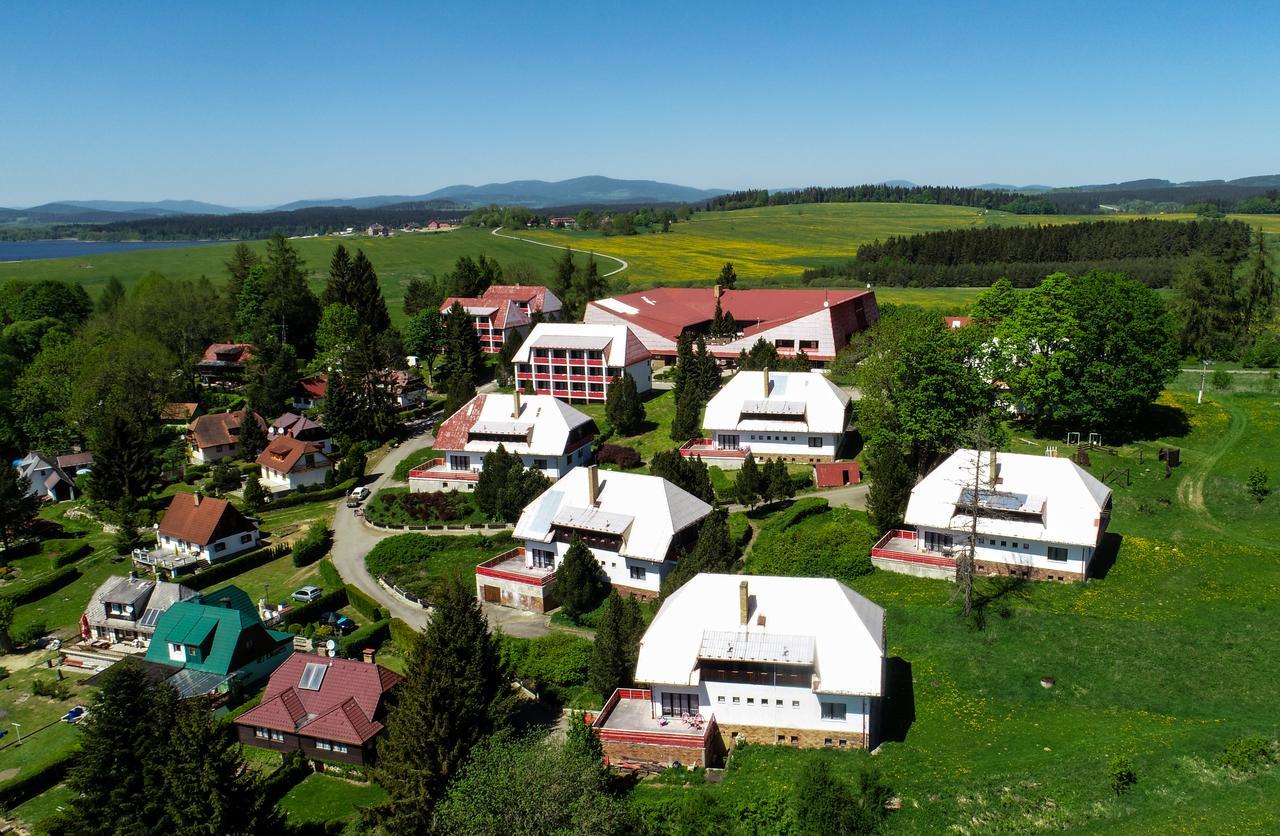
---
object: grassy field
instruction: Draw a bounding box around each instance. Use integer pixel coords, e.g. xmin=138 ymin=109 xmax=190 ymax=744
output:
xmin=0 ymin=661 xmax=95 ymax=797
xmin=276 ymin=772 xmax=386 ymax=826
xmin=5 ymin=205 xmax=1274 ymax=322
xmin=630 ymin=377 xmax=1280 ymax=832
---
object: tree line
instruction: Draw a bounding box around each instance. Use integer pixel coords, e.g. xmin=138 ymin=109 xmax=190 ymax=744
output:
xmin=702 ymin=184 xmax=1030 ymax=212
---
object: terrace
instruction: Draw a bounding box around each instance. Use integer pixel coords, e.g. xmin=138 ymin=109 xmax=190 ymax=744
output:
xmin=870 ymin=529 xmax=956 ymax=569
xmin=131 ymin=546 xmax=203 ymax=574
xmin=406 ymin=459 xmax=481 ymax=483
xmin=475 ymin=547 xmax=555 ymax=586
xmin=592 ymin=688 xmax=714 ymax=750
xmin=678 ymin=438 xmax=750 ymax=460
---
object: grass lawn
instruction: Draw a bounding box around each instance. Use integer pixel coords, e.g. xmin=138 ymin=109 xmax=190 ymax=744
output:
xmin=10 ymin=782 xmax=77 ymax=833
xmin=212 ymin=553 xmax=323 ymax=605
xmin=363 ymin=487 xmax=488 ymax=527
xmin=277 ymin=773 xmax=386 ymax=825
xmin=257 ymin=498 xmax=336 ymax=541
xmin=578 ymin=389 xmax=677 ymax=464
xmin=630 ymin=378 xmax=1280 ymax=832
xmin=0 ymin=662 xmax=95 ymax=795
xmin=391 ymin=447 xmax=440 ymax=481
xmin=366 ymin=532 xmax=516 ymax=599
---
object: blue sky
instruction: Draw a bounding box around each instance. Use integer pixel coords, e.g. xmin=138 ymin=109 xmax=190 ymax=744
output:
xmin=2 ymin=1 xmax=1276 ymax=207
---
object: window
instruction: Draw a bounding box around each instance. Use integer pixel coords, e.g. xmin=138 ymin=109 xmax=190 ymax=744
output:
xmin=270 ymin=730 xmax=284 ymax=742
xmin=1048 ymin=546 xmax=1069 ymax=562
xmin=531 ymin=548 xmax=554 ymax=569
xmin=1023 ymin=543 xmax=1030 ymax=550
xmin=775 ymin=699 xmax=783 ymax=706
xmin=792 ymin=700 xmax=800 ymax=708
xmin=553 ymin=365 xmax=567 ymax=376
xmin=449 ymin=455 xmax=469 ymax=471
xmin=821 ymin=701 xmax=847 ymax=721
xmin=1000 ymin=540 xmax=1007 ymax=547
xmin=255 ymin=727 xmax=270 ymax=739
xmin=777 ymin=734 xmax=786 ymax=743
xmin=790 ymin=735 xmax=799 ymax=744
xmin=240 ymin=534 xmax=253 ymax=544
xmin=629 ymin=566 xmax=646 ymax=581
xmin=977 ymin=538 xmax=985 ymax=545
xmin=774 ymin=339 xmax=795 ymax=349
xmin=717 ymin=695 xmax=725 ymax=703
xmin=332 ymin=743 xmax=349 ymax=754
xmin=824 ymin=738 xmax=833 ymax=746
xmin=533 ymin=459 xmax=548 ymax=470
xmin=799 ymin=339 xmax=819 ymax=350
xmin=747 ymin=698 xmax=754 ymax=704
xmin=316 ymin=740 xmax=332 ymax=751
xmin=808 ymin=437 xmax=822 ymax=448
xmin=214 ymin=542 xmax=226 ymax=552
xmin=732 ymin=696 xmax=740 ymax=704
xmin=839 ymin=739 xmax=848 ymax=747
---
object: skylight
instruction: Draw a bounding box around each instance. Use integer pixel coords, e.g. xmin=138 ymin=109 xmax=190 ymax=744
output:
xmin=299 ymin=662 xmax=328 ymax=691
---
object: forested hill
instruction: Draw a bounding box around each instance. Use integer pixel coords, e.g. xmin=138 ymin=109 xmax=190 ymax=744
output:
xmin=704 ymin=185 xmax=1048 ymax=214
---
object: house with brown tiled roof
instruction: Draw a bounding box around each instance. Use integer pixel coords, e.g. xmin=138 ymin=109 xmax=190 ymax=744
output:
xmin=441 ymin=284 xmax=563 ymax=354
xmin=161 ymin=402 xmax=200 ymax=423
xmin=235 ymin=651 xmax=401 ymax=765
xmin=271 ymin=413 xmax=332 ymax=452
xmin=150 ymin=492 xmax=260 ymax=565
xmin=188 ymin=410 xmax=266 ymax=464
xmin=197 ymin=343 xmax=255 ymax=384
xmin=294 ymin=374 xmax=328 ymax=410
xmin=257 ymin=435 xmax=331 ymax=492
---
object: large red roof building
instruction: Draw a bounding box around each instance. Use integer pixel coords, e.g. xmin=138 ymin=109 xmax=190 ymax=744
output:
xmin=584 ymin=287 xmax=878 ymax=364
xmin=440 ymin=284 xmax=563 ymax=354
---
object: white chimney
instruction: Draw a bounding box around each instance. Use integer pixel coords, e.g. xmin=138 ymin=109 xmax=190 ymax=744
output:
xmin=762 ymin=367 xmax=770 ymax=398
xmin=739 ymin=580 xmax=750 ymax=625
xmin=586 ymin=465 xmax=600 ymax=506
xmin=512 ymin=388 xmax=522 ymax=418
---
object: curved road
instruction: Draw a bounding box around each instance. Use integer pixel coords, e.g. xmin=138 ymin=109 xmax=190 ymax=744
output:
xmin=491 ymin=226 xmax=628 ymax=278
xmin=328 ymin=430 xmax=551 ymax=637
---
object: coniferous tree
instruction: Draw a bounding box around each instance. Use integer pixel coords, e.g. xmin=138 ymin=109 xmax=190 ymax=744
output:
xmin=0 ymin=598 xmax=15 ymax=654
xmin=224 ymin=242 xmax=260 ymax=318
xmin=0 ymin=464 xmax=39 ymax=551
xmin=759 ymin=459 xmax=780 ymax=506
xmin=557 ymin=538 xmax=609 ymax=623
xmin=1244 ymin=229 xmax=1276 ymax=333
xmin=244 ymin=340 xmax=299 ymax=419
xmin=372 ymin=578 xmax=515 ymax=833
xmin=323 ymin=243 xmax=355 ymax=308
xmin=589 ymin=591 xmax=633 ymax=696
xmin=604 ymin=372 xmax=644 ymax=435
xmin=321 ymin=367 xmax=359 ymax=445
xmin=237 ymin=411 xmax=267 ymax=459
xmin=735 ymin=452 xmax=762 ymax=507
xmin=403 ymin=277 xmax=440 ymax=317
xmin=261 ymin=233 xmax=321 ymax=358
xmin=550 ymin=248 xmax=577 ymax=314
xmin=694 ymin=337 xmax=721 ymax=396
xmin=717 ymin=262 xmax=738 ymax=289
xmin=670 ymin=379 xmax=704 ymax=442
xmin=438 ymin=301 xmax=483 ymax=393
xmin=90 ymin=414 xmax=157 ymax=504
xmin=442 ymin=375 xmax=477 ymax=420
xmin=649 ymin=450 xmax=714 ymax=504
xmin=97 ymin=276 xmax=126 ymax=315
xmin=768 ymin=457 xmax=795 ymax=502
xmin=866 ymin=441 xmax=915 ymax=532
xmin=234 ymin=265 xmax=267 ymax=341
xmin=242 ymin=471 xmax=266 ymax=510
xmin=661 ymin=510 xmax=738 ymax=598
xmin=349 ymin=248 xmax=392 ymax=336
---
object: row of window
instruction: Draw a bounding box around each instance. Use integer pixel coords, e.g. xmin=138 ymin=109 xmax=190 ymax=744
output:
xmin=975 ymin=537 xmax=1070 ymax=562
xmin=774 ymin=339 xmax=819 ymax=350
xmin=527 ymin=365 xmax=618 ymax=377
xmin=532 ymin=349 xmax=605 ymax=361
xmin=253 ymin=728 xmax=349 ymax=753
xmin=737 ymin=434 xmax=824 ymax=447
xmin=712 ymin=695 xmax=847 ymax=720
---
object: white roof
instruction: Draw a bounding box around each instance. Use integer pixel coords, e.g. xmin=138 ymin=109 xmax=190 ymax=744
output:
xmin=635 ymin=574 xmax=885 ymax=696
xmin=904 ymin=449 xmax=1112 ymax=547
xmin=514 ymin=468 xmax=711 ymax=564
xmin=454 ymin=394 xmax=593 ymax=457
xmin=702 ymin=371 xmax=850 ymax=435
xmin=512 ymin=322 xmax=649 ymax=367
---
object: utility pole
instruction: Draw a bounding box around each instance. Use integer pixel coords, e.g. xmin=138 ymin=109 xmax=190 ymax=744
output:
xmin=1198 ymin=359 xmax=1210 ymax=404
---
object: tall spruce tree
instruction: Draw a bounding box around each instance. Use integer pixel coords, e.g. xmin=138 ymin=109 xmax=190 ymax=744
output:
xmin=237 ymin=410 xmax=267 ymax=459
xmin=90 ymin=414 xmax=157 ymax=504
xmin=589 ymin=591 xmax=634 ymax=696
xmin=323 ymin=243 xmax=355 ymax=308
xmin=244 ymin=340 xmax=299 ymax=419
xmin=717 ymin=262 xmax=738 ymax=289
xmin=372 ymin=578 xmax=515 ymax=833
xmin=0 ymin=464 xmax=39 ymax=551
xmin=97 ymin=276 xmax=126 ymax=315
xmin=735 ymin=452 xmax=762 ymax=507
xmin=605 ymin=372 xmax=644 ymax=435
xmin=261 ymin=233 xmax=321 ymax=358
xmin=557 ymin=538 xmax=609 ymax=623
xmin=349 ymin=248 xmax=392 ymax=336
xmin=224 ymin=242 xmax=260 ymax=319
xmin=403 ymin=277 xmax=440 ymax=317
xmin=234 ymin=264 xmax=267 ymax=341
xmin=438 ymin=301 xmax=483 ymax=394
xmin=866 ymin=440 xmax=915 ymax=532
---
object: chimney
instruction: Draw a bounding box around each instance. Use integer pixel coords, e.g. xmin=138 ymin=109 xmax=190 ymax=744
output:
xmin=714 ymin=283 xmax=722 ymax=302
xmin=512 ymin=388 xmax=521 ymax=418
xmin=988 ymin=450 xmax=998 ymax=488
xmin=192 ymin=491 xmax=202 ymax=507
xmin=586 ymin=465 xmax=600 ymax=506
xmin=219 ymin=596 xmax=231 ymax=609
xmin=739 ymin=580 xmax=749 ymax=625
xmin=128 ymin=570 xmax=136 ymax=581
xmin=362 ymin=647 xmax=377 ymax=665
xmin=762 ymin=367 xmax=770 ymax=398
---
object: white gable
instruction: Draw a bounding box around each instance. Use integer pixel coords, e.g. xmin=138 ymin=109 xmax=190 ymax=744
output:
xmin=513 ymin=322 xmax=647 ymax=367
xmin=635 ymin=573 xmax=885 ymax=696
xmin=458 ymin=394 xmax=592 ymax=457
xmin=703 ymin=371 xmax=850 ymax=435
xmin=514 ymin=468 xmax=711 ymax=564
xmin=904 ymin=449 xmax=1112 ymax=547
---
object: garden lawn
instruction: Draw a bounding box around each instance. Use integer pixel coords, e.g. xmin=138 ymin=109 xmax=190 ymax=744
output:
xmin=0 ymin=663 xmax=96 ymax=796
xmin=392 ymin=447 xmax=440 ymax=481
xmin=257 ymin=498 xmax=337 ymax=542
xmin=10 ymin=782 xmax=76 ymax=833
xmin=577 ymin=389 xmax=677 ymax=465
xmin=276 ymin=773 xmax=386 ymax=825
xmin=365 ymin=532 xmax=516 ymax=600
xmin=213 ymin=553 xmax=323 ymax=606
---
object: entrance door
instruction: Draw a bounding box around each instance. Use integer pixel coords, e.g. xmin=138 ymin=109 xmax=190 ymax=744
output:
xmin=482 ymin=585 xmax=501 ymax=604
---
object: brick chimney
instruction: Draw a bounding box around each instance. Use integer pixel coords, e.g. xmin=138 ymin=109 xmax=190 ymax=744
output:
xmin=762 ymin=367 xmax=770 ymax=398
xmin=192 ymin=491 xmax=202 ymax=507
xmin=586 ymin=465 xmax=600 ymax=506
xmin=739 ymin=580 xmax=749 ymax=625
xmin=512 ymin=388 xmax=521 ymax=418
xmin=362 ymin=647 xmax=377 ymax=665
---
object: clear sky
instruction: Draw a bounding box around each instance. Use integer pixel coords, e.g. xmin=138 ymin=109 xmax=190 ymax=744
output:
xmin=2 ymin=1 xmax=1276 ymax=207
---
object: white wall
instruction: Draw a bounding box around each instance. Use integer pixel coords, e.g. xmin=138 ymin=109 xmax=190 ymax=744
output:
xmin=191 ymin=443 xmax=238 ymax=464
xmin=625 ymin=360 xmax=653 ymax=394
xmin=649 ymin=683 xmax=871 ymax=736
xmin=158 ymin=528 xmax=258 ymax=564
xmin=527 ymin=538 xmax=667 ymax=595
xmin=722 ymin=308 xmax=837 ymax=360
xmin=260 ymin=465 xmax=330 ymax=491
xmin=916 ymin=527 xmax=1092 ymax=575
xmin=711 ymin=431 xmax=840 ymax=460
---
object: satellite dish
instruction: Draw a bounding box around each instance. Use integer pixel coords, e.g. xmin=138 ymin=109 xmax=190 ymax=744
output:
xmin=325 ymin=639 xmax=337 ymax=651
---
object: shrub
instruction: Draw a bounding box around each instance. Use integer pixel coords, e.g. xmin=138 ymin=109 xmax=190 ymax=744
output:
xmin=389 ymin=617 xmax=418 ymax=652
xmin=1247 ymin=467 xmax=1270 ymax=503
xmin=12 ymin=621 xmax=47 ymax=648
xmin=346 ymin=584 xmax=385 ymax=621
xmin=596 ymin=444 xmax=642 ymax=469
xmin=0 ymin=565 xmax=79 ymax=606
xmin=502 ymin=632 xmax=593 ymax=690
xmin=366 ymin=489 xmax=472 ymax=525
xmin=31 ymin=677 xmax=72 ymax=700
xmin=279 ymin=588 xmax=349 ymax=628
xmin=318 ymin=559 xmax=342 ymax=589
xmin=1218 ymin=735 xmax=1275 ymax=773
xmin=339 ymin=618 xmax=391 ymax=658
xmin=0 ymin=749 xmax=75 ymax=808
xmin=264 ymin=479 xmax=357 ymax=511
xmin=291 ymin=523 xmax=332 ymax=567
xmin=745 ymin=501 xmax=875 ymax=584
xmin=1108 ymin=756 xmax=1137 ymax=796
xmin=1212 ymin=368 xmax=1232 ymax=389
xmin=46 ymin=540 xmax=93 ymax=568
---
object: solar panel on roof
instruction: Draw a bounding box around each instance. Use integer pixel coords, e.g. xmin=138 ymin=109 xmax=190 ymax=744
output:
xmin=553 ymin=506 xmax=634 ymax=535
xmin=740 ymin=399 xmax=806 ymax=416
xmin=299 ymin=662 xmax=328 ymax=691
xmin=959 ymin=488 xmax=1044 ymax=514
xmin=698 ymin=629 xmax=815 ymax=665
xmin=139 ymin=608 xmax=163 ymax=629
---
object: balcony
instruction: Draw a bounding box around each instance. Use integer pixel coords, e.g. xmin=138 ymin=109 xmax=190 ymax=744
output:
xmin=132 ymin=546 xmax=203 ymax=573
xmin=871 ymin=529 xmax=956 ymax=569
xmin=476 ymin=547 xmax=556 ymax=586
xmin=678 ymin=439 xmax=750 ymax=460
xmin=591 ymin=689 xmax=713 ymax=749
xmin=406 ymin=459 xmax=481 ymax=482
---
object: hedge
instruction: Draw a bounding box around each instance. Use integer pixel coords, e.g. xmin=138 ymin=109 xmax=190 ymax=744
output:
xmin=318 ymin=559 xmax=342 ymax=589
xmin=291 ymin=523 xmax=332 ymax=568
xmin=0 ymin=565 xmax=80 ymax=606
xmin=279 ymin=588 xmax=349 ymax=628
xmin=389 ymin=617 xmax=418 ymax=652
xmin=0 ymin=748 xmax=76 ymax=809
xmin=264 ymin=478 xmax=357 ymax=511
xmin=49 ymin=541 xmax=94 ymax=569
xmin=345 ymin=584 xmax=385 ymax=621
xmin=173 ymin=544 xmax=287 ymax=590
xmin=339 ymin=618 xmax=391 ymax=658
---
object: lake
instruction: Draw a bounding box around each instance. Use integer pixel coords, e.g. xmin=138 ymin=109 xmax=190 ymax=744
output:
xmin=0 ymin=239 xmax=210 ymax=262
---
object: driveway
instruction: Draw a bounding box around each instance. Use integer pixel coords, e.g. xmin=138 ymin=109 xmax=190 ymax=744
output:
xmin=328 ymin=428 xmax=551 ymax=637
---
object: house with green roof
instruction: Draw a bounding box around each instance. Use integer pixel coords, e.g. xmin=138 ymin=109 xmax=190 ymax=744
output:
xmin=143 ymin=585 xmax=293 ymax=698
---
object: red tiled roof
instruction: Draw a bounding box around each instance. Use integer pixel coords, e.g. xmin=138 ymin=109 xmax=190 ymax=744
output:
xmin=944 ymin=316 xmax=972 ymax=329
xmin=189 ymin=410 xmax=264 ymax=451
xmin=256 ymin=435 xmax=326 ymax=474
xmin=433 ymin=394 xmax=485 ymax=450
xmin=482 ymin=283 xmax=551 ymax=310
xmin=591 ymin=288 xmax=874 ymax=342
xmin=161 ymin=402 xmax=199 ymax=421
xmin=201 ymin=342 xmax=254 ymax=364
xmin=158 ymin=492 xmax=255 ymax=546
xmin=235 ymin=653 xmax=401 ymax=746
xmin=55 ymin=451 xmax=93 ymax=471
xmin=299 ymin=374 xmax=328 ymax=399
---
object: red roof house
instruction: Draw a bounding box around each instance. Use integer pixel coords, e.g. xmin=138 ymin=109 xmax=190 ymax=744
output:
xmin=154 ymin=492 xmax=259 ymax=565
xmin=234 ymin=652 xmax=401 ymax=765
xmin=441 ymin=284 xmax=563 ymax=353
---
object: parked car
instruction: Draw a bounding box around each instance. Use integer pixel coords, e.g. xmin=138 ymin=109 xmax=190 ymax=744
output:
xmin=291 ymin=586 xmax=323 ymax=603
xmin=335 ymin=616 xmax=357 ymax=635
xmin=349 ymin=486 xmax=371 ymax=502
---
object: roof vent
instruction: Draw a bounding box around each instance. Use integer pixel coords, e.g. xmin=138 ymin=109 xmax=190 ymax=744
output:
xmin=512 ymin=389 xmax=522 ymax=418
xmin=757 ymin=614 xmax=766 ymax=627
xmin=762 ymin=367 xmax=770 ymax=398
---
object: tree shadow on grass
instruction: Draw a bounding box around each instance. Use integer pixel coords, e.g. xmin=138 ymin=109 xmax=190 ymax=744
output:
xmin=1128 ymin=401 xmax=1192 ymax=443
xmin=1088 ymin=532 xmax=1123 ymax=580
xmin=965 ymin=574 xmax=1032 ymax=631
xmin=878 ymin=656 xmax=915 ymax=745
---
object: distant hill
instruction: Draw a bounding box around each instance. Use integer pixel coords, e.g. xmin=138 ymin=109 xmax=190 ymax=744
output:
xmin=1 ymin=203 xmax=163 ymax=224
xmin=1052 ymin=175 xmax=1280 ymax=193
xmin=56 ymin=199 xmax=242 ymax=215
xmin=276 ymin=176 xmax=729 ymax=211
xmin=973 ymin=182 xmax=1055 ymax=194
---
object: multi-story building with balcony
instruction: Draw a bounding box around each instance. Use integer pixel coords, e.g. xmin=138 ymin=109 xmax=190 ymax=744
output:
xmin=440 ymin=284 xmax=562 ymax=353
xmin=511 ymin=323 xmax=652 ymax=403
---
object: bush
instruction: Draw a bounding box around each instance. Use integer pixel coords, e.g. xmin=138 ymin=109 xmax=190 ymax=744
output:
xmin=1108 ymin=756 xmax=1137 ymax=796
xmin=389 ymin=617 xmax=418 ymax=652
xmin=1218 ymin=735 xmax=1275 ymax=773
xmin=173 ymin=544 xmax=283 ymax=590
xmin=339 ymin=618 xmax=391 ymax=658
xmin=264 ymin=478 xmax=357 ymax=511
xmin=1212 ymin=368 xmax=1232 ymax=389
xmin=31 ymin=676 xmax=73 ymax=700
xmin=366 ymin=489 xmax=474 ymax=525
xmin=346 ymin=584 xmax=385 ymax=621
xmin=279 ymin=588 xmax=349 ymax=628
xmin=12 ymin=621 xmax=47 ymax=648
xmin=319 ymin=559 xmax=342 ymax=589
xmin=0 ymin=565 xmax=79 ymax=606
xmin=1247 ymin=467 xmax=1270 ymax=503
xmin=0 ymin=749 xmax=75 ymax=808
xmin=595 ymin=444 xmax=642 ymax=469
xmin=502 ymin=632 xmax=594 ymax=691
xmin=291 ymin=523 xmax=332 ymax=567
